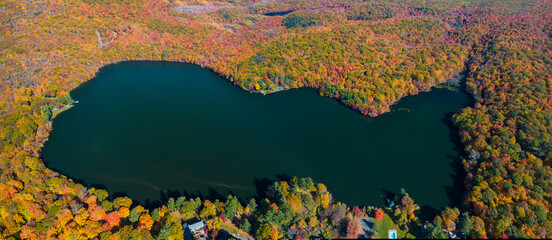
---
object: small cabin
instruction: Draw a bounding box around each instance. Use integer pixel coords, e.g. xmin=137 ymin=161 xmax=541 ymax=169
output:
xmin=183 ymin=220 xmax=206 ymax=239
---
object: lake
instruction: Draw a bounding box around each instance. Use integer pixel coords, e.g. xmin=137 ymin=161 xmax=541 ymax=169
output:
xmin=41 ymin=61 xmax=470 ymax=210
xmin=263 ymin=10 xmax=293 ymax=16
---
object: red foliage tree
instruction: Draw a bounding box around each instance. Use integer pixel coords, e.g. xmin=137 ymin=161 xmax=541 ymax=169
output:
xmin=374 ymin=209 xmax=384 ymax=219
xmin=346 ymin=218 xmax=364 ymax=238
xmin=353 ymin=206 xmax=362 ymax=217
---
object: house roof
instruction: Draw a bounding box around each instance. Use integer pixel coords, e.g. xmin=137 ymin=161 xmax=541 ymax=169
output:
xmin=188 ymin=221 xmax=205 ymax=231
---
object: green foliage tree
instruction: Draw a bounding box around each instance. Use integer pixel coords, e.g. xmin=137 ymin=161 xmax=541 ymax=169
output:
xmin=157 ymin=223 xmax=172 ymax=240
xmin=240 ymin=219 xmax=251 ymax=233
xmin=151 ymin=209 xmax=159 ymax=221
xmin=224 ymin=195 xmax=240 ymax=221
xmin=175 ymin=197 xmax=186 ymax=210
xmin=129 ymin=207 xmax=141 ymax=223
xmin=393 ymin=190 xmax=420 ymax=231
xmin=422 ymin=220 xmax=448 ymax=239
xmin=167 ymin=198 xmax=175 ymax=212
xmin=248 ymin=198 xmax=257 ymax=214
xmin=458 ymin=212 xmax=472 ymax=237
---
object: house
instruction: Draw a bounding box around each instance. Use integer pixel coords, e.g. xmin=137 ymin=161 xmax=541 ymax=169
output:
xmin=183 ymin=220 xmax=206 ymax=239
xmin=358 ymin=217 xmax=374 ymax=238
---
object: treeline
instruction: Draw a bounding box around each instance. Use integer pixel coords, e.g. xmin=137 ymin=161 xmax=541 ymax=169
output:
xmin=232 ymin=17 xmax=466 ymax=116
xmin=449 ymin=14 xmax=552 ymax=238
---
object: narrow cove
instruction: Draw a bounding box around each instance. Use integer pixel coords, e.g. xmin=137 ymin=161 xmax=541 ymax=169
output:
xmin=41 ymin=61 xmax=471 ymax=210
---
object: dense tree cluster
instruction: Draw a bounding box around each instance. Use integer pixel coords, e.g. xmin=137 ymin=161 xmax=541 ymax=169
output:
xmin=450 ymin=14 xmax=552 ymax=238
xmin=233 ymin=16 xmax=465 ymax=116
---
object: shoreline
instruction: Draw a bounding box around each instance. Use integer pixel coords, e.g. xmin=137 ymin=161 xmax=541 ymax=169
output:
xmin=44 ymin=61 xmax=468 ymax=210
xmin=78 ymin=60 xmax=468 ymax=120
xmin=51 ymin=104 xmax=75 ymax=119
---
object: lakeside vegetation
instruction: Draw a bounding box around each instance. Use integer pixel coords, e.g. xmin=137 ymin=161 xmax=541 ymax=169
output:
xmin=1 ymin=0 xmax=552 ymax=238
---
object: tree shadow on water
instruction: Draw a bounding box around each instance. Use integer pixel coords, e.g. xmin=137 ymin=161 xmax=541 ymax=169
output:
xmin=441 ymin=112 xmax=467 ymax=209
xmin=253 ymin=177 xmax=273 ymax=200
xmin=111 ymin=191 xmax=131 ymax=200
xmin=62 ymin=173 xmax=285 ymax=210
xmin=380 ymin=188 xmax=398 ymax=205
xmin=418 ymin=205 xmax=440 ymax=222
xmin=275 ymin=174 xmax=292 ymax=182
xmin=207 ymin=187 xmax=225 ymax=201
xmin=88 ymin=182 xmax=108 ymax=191
xmin=445 ymin=153 xmax=466 ymax=208
xmin=142 ymin=198 xmax=162 ymax=210
xmin=441 ymin=114 xmax=463 ymax=152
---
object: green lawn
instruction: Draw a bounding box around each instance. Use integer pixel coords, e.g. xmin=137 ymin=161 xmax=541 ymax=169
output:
xmin=373 ymin=214 xmax=408 ymax=239
xmin=221 ymin=221 xmax=253 ymax=238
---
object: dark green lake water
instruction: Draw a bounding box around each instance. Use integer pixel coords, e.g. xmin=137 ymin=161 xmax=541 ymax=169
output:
xmin=42 ymin=61 xmax=470 ymax=210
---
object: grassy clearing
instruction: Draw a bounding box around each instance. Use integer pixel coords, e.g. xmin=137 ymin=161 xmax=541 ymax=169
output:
xmin=373 ymin=214 xmax=407 ymax=239
xmin=221 ymin=220 xmax=253 ymax=238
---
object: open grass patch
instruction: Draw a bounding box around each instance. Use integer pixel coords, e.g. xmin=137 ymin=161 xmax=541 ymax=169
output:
xmin=372 ymin=214 xmax=408 ymax=239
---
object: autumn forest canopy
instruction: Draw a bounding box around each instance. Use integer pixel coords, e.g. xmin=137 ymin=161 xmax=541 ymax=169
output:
xmin=1 ymin=0 xmax=552 ymax=239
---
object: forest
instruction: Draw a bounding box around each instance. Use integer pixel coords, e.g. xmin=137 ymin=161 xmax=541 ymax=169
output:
xmin=1 ymin=0 xmax=552 ymax=238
